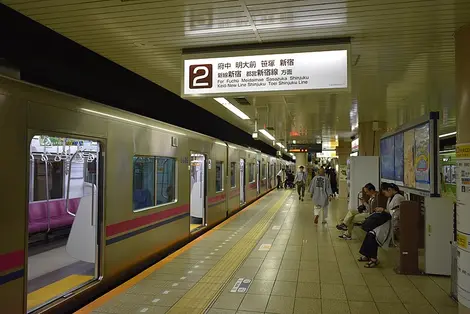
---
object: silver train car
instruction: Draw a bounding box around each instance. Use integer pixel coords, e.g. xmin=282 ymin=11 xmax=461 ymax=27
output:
xmin=0 ymin=76 xmax=293 ymax=313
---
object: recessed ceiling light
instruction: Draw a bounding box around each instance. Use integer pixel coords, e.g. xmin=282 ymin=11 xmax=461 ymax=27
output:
xmin=214 ymin=98 xmax=250 ymax=120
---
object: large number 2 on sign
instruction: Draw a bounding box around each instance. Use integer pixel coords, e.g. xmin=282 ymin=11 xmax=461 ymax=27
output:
xmin=189 ymin=64 xmax=212 ymax=89
xmin=192 ymin=66 xmax=209 ymax=87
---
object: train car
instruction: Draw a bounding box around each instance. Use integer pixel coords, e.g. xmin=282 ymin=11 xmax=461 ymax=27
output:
xmin=0 ymin=75 xmax=281 ymax=314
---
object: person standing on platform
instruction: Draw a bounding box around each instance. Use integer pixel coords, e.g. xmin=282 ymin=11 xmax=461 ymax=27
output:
xmin=276 ymin=168 xmax=285 ymax=189
xmin=309 ymin=168 xmax=333 ymax=224
xmin=329 ymin=167 xmax=338 ymax=197
xmin=294 ymin=165 xmax=307 ymax=201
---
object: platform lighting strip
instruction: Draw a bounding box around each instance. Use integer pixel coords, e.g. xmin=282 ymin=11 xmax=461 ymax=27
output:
xmin=439 ymin=131 xmax=456 ymax=138
xmin=214 ymin=97 xmax=250 ymax=120
xmin=81 ymin=108 xmax=185 ymax=136
xmin=259 ymin=129 xmax=275 ymax=141
xmin=276 ymin=142 xmax=285 ymax=149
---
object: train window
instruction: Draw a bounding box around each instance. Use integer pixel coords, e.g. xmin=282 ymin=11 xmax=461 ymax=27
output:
xmin=32 ymin=159 xmax=65 ymax=201
xmin=262 ymin=162 xmax=266 ymax=179
xmin=216 ymin=161 xmax=224 ymax=192
xmin=230 ymin=162 xmax=236 ymax=188
xmin=84 ymin=161 xmax=97 ymax=184
xmin=133 ymin=156 xmax=156 ymax=211
xmin=156 ymin=157 xmax=176 ymax=205
xmin=249 ymin=163 xmax=255 ymax=182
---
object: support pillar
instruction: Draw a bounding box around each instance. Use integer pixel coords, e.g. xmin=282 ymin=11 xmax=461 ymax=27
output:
xmin=295 ymin=153 xmax=307 ymax=169
xmin=456 ymin=24 xmax=470 ymax=314
xmin=336 ymin=140 xmax=351 ymax=199
xmin=358 ymin=121 xmax=387 ymax=156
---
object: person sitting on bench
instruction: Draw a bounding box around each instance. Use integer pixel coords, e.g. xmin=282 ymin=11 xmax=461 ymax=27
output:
xmin=336 ymin=183 xmax=379 ymax=239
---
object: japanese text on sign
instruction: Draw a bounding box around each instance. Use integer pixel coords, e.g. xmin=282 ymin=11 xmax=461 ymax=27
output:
xmin=183 ymin=49 xmax=349 ymax=97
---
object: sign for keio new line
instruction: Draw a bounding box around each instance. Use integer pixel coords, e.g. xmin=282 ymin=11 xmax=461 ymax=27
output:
xmin=182 ymin=46 xmax=349 ymax=97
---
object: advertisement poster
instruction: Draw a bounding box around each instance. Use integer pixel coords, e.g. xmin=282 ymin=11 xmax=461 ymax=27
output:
xmin=380 ymin=136 xmax=395 ymax=180
xmin=404 ymin=129 xmax=415 ymax=188
xmin=414 ymin=123 xmax=430 ymax=188
xmin=456 ymin=144 xmax=470 ymax=308
xmin=394 ymin=133 xmax=404 ymax=183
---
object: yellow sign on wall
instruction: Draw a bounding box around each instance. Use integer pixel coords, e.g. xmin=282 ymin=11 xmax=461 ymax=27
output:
xmin=456 ymin=144 xmax=470 ymax=159
xmin=458 ymin=232 xmax=468 ymax=249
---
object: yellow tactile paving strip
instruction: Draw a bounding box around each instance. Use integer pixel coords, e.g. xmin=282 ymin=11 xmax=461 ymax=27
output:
xmin=28 ymin=275 xmax=93 ymax=310
xmin=166 ymin=190 xmax=290 ymax=314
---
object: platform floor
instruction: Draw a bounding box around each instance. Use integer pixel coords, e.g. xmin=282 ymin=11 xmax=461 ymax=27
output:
xmin=77 ymin=190 xmax=457 ymax=314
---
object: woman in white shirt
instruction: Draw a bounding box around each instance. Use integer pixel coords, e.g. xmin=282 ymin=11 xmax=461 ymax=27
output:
xmin=381 ymin=183 xmax=405 ymax=234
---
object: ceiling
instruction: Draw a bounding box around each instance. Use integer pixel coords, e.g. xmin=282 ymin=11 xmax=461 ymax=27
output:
xmin=3 ymin=0 xmax=468 ymax=149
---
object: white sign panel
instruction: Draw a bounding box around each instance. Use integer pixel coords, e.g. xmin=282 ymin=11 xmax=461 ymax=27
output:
xmin=456 ymin=143 xmax=470 ymax=308
xmin=183 ymin=50 xmax=348 ymax=97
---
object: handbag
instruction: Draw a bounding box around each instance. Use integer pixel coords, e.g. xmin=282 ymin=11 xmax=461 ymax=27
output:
xmin=361 ymin=212 xmax=391 ymax=232
xmin=357 ymin=204 xmax=367 ymax=213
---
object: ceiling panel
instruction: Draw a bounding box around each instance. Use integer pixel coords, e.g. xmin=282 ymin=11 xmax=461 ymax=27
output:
xmin=4 ymin=0 xmax=468 ymax=148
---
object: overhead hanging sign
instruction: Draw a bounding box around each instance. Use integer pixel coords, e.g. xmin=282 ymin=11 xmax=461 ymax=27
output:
xmin=182 ymin=46 xmax=349 ymax=97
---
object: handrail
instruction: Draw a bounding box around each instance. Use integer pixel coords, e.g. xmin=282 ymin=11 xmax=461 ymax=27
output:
xmin=41 ymin=154 xmax=51 ymax=233
xmin=65 ymin=151 xmax=78 ymax=217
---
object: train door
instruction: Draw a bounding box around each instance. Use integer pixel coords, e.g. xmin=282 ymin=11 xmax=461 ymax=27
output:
xmin=190 ymin=152 xmax=206 ymax=232
xmin=256 ymin=161 xmax=260 ymax=194
xmin=240 ymin=158 xmax=245 ymax=204
xmin=27 ymin=135 xmax=101 ymax=312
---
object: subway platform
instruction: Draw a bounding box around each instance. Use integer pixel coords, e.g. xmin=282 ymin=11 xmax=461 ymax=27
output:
xmin=77 ymin=190 xmax=456 ymax=314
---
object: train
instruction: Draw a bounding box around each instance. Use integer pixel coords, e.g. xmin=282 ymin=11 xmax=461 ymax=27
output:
xmin=0 ymin=75 xmax=293 ymax=313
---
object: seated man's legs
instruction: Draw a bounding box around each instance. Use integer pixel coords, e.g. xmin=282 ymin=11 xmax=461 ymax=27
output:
xmin=337 ymin=209 xmax=359 ymax=229
xmin=343 ymin=212 xmax=369 ymax=237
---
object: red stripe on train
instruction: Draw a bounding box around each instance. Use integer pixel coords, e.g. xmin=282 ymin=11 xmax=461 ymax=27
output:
xmin=0 ymin=250 xmax=24 ymax=273
xmin=106 ymin=204 xmax=189 ymax=237
xmin=208 ymin=193 xmax=226 ymax=204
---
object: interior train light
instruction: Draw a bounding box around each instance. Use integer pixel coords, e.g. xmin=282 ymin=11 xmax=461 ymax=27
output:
xmin=276 ymin=142 xmax=285 ymax=149
xmin=439 ymin=131 xmax=456 ymax=138
xmin=81 ymin=108 xmax=186 ymax=136
xmin=215 ymin=141 xmax=227 ymax=146
xmin=214 ymin=97 xmax=250 ymax=120
xmin=259 ymin=129 xmax=275 ymax=141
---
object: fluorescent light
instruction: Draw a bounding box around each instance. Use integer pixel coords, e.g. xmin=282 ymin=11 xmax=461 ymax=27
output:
xmin=259 ymin=129 xmax=275 ymax=141
xmin=81 ymin=108 xmax=185 ymax=135
xmin=439 ymin=131 xmax=456 ymax=138
xmin=284 ymin=148 xmax=287 ymax=152
xmin=214 ymin=98 xmax=250 ymax=120
xmin=276 ymin=142 xmax=285 ymax=149
xmin=290 ymin=153 xmax=294 ymax=156
xmin=292 ymin=140 xmax=296 ymax=144
xmin=252 ymin=132 xmax=258 ymax=139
